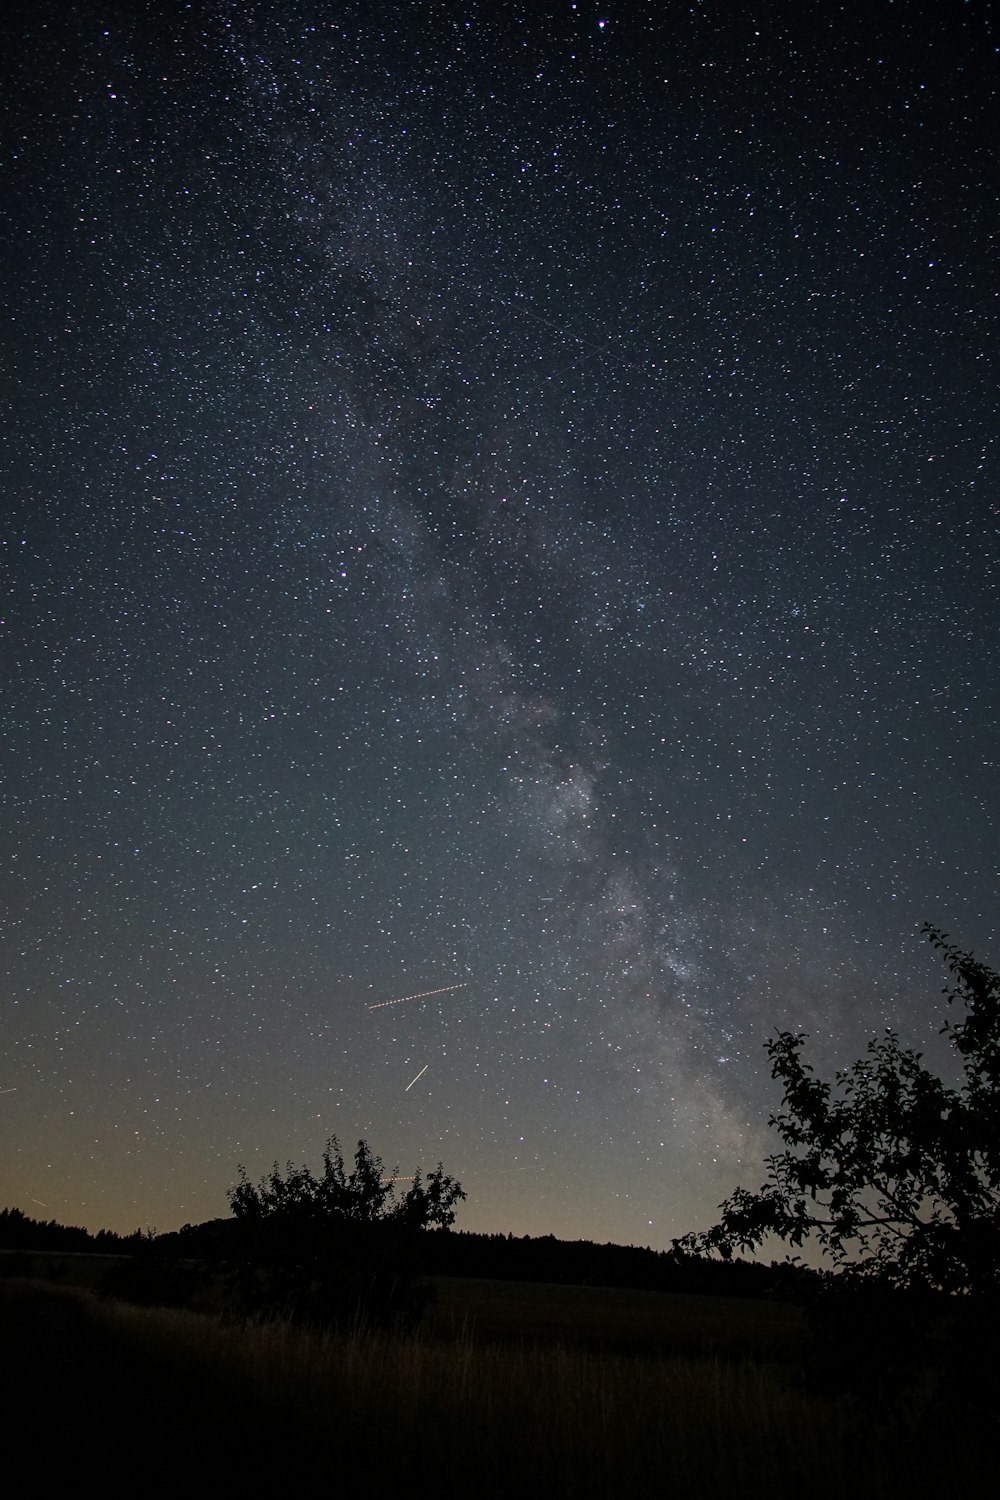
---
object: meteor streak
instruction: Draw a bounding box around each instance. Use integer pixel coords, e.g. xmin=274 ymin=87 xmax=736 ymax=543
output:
xmin=404 ymin=1064 xmax=429 ymax=1092
xmin=367 ymin=982 xmax=467 ymax=1011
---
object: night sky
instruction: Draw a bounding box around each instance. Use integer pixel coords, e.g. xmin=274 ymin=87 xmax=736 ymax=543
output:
xmin=3 ymin=1 xmax=997 ymax=1245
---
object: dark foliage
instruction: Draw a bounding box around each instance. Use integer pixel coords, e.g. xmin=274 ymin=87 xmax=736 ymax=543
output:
xmin=674 ymin=926 xmax=1000 ymax=1412
xmin=420 ymin=1228 xmax=822 ymax=1298
xmin=0 ymin=1205 xmax=140 ymax=1254
xmin=222 ymin=1135 xmax=465 ymax=1329
xmin=675 ymin=926 xmax=1000 ymax=1297
xmin=159 ymin=1218 xmax=822 ymax=1301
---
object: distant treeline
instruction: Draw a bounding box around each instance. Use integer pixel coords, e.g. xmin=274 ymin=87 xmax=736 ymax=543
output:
xmin=160 ymin=1217 xmax=821 ymax=1299
xmin=419 ymin=1229 xmax=821 ymax=1297
xmin=0 ymin=1206 xmax=145 ymax=1254
xmin=2 ymin=1206 xmax=822 ymax=1299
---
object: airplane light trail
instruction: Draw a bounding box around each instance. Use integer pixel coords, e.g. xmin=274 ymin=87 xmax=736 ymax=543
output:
xmin=367 ymin=982 xmax=467 ymax=1011
xmin=404 ymin=1064 xmax=429 ymax=1092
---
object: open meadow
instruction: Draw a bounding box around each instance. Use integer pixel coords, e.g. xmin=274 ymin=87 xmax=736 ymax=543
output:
xmin=1 ymin=1260 xmax=988 ymax=1496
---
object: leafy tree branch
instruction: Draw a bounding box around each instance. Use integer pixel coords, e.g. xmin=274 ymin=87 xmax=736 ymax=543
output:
xmin=675 ymin=925 xmax=1000 ymax=1296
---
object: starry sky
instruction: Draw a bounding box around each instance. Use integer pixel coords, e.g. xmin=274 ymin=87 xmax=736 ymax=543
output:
xmin=2 ymin=0 xmax=997 ymax=1245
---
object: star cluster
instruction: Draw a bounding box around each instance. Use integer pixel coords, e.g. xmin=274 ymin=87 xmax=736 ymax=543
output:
xmin=2 ymin=1 xmax=996 ymax=1243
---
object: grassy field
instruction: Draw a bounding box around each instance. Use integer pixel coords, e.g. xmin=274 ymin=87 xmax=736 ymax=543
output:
xmin=425 ymin=1273 xmax=808 ymax=1362
xmin=2 ymin=1265 xmax=988 ymax=1495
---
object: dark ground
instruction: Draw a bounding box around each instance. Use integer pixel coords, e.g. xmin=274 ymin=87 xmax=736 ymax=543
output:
xmin=0 ymin=1281 xmax=302 ymax=1484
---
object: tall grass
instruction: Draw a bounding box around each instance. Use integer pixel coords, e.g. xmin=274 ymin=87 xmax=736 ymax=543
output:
xmin=7 ymin=1267 xmax=982 ymax=1495
xmin=89 ymin=1294 xmax=971 ymax=1498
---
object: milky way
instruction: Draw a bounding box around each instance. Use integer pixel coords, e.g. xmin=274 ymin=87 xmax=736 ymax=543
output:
xmin=2 ymin=1 xmax=997 ymax=1244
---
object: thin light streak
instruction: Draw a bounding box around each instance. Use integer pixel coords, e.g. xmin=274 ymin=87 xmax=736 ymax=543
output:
xmin=405 ymin=1064 xmax=429 ymax=1092
xmin=367 ymin=982 xmax=467 ymax=1011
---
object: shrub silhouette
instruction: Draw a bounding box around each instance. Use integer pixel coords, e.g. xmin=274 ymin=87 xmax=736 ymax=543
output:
xmin=224 ymin=1135 xmax=465 ymax=1329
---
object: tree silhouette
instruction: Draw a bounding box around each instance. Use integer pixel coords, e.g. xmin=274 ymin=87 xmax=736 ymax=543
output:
xmin=229 ymin=1136 xmax=465 ymax=1229
xmin=225 ymin=1136 xmax=465 ymax=1327
xmin=675 ymin=926 xmax=1000 ymax=1297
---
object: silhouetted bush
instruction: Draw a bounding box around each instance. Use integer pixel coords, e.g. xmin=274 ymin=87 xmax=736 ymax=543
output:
xmin=222 ymin=1136 xmax=465 ymax=1330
